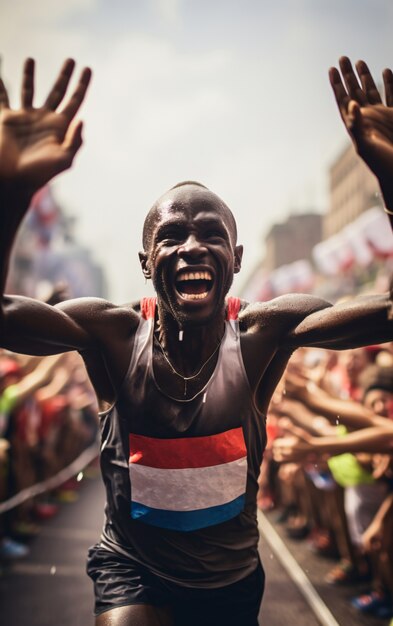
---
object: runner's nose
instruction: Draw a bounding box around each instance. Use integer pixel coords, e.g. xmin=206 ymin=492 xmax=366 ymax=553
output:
xmin=177 ymin=234 xmax=207 ymax=259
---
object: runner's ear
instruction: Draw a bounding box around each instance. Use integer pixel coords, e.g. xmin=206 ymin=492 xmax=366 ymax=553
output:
xmin=138 ymin=252 xmax=151 ymax=279
xmin=234 ymin=245 xmax=243 ymax=274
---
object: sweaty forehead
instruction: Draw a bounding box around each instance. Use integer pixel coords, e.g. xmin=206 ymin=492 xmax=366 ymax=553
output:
xmin=156 ymin=199 xmax=227 ymax=225
xmin=158 ymin=187 xmax=236 ymax=228
xmin=143 ymin=185 xmax=237 ymax=250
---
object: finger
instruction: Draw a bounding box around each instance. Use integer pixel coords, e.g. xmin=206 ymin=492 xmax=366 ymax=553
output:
xmin=347 ymin=99 xmax=364 ymax=136
xmin=0 ymin=77 xmax=10 ymax=109
xmin=44 ymin=58 xmax=75 ymax=110
xmin=21 ymin=58 xmax=35 ymax=109
xmin=61 ymin=67 xmax=92 ymax=121
xmin=339 ymin=56 xmax=368 ymax=106
xmin=383 ymin=68 xmax=393 ymax=107
xmin=329 ymin=66 xmax=350 ymax=120
xmin=355 ymin=60 xmax=382 ymax=105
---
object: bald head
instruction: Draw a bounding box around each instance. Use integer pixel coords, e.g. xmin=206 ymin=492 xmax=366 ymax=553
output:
xmin=142 ymin=182 xmax=237 ymax=252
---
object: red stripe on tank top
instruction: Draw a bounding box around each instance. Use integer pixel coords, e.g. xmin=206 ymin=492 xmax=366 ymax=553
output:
xmin=129 ymin=426 xmax=247 ymax=469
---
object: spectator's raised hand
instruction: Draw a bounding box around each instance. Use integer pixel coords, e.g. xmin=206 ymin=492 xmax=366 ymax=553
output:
xmin=272 ymin=435 xmax=313 ymax=463
xmin=0 ymin=58 xmax=91 ymax=193
xmin=330 ymin=57 xmax=393 ymax=186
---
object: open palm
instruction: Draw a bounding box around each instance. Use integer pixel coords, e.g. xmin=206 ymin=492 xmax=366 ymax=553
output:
xmin=0 ymin=58 xmax=91 ymax=191
xmin=330 ymin=57 xmax=393 ymax=183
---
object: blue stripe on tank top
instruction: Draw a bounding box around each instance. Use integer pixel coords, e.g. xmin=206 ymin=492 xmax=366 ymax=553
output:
xmin=130 ymin=494 xmax=246 ymax=532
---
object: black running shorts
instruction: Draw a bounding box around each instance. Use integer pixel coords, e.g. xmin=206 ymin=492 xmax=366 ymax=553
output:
xmin=87 ymin=543 xmax=265 ymax=626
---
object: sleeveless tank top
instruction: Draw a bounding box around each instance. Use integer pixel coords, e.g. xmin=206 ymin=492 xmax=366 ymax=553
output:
xmin=99 ymin=297 xmax=266 ymax=588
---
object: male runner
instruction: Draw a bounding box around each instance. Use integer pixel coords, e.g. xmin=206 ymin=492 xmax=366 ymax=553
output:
xmin=0 ymin=57 xmax=392 ymax=626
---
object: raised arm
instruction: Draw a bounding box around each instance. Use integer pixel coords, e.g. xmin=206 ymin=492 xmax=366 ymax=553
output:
xmin=330 ymin=56 xmax=393 ymax=229
xmin=0 ymin=58 xmax=101 ymax=354
xmin=280 ymin=58 xmax=393 ymax=349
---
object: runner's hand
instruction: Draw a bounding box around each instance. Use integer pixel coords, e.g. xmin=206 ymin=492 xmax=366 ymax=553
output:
xmin=0 ymin=58 xmax=91 ymax=192
xmin=330 ymin=56 xmax=393 ymax=183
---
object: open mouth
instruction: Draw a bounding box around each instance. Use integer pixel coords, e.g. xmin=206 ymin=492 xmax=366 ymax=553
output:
xmin=175 ymin=270 xmax=214 ymax=301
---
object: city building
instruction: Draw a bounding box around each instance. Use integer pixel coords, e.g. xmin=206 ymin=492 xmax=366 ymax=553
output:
xmin=7 ymin=186 xmax=108 ymax=300
xmin=264 ymin=212 xmax=322 ymax=272
xmin=324 ymin=141 xmax=381 ymax=239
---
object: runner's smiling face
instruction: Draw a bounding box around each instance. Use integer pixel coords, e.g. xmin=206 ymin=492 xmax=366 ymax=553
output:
xmin=140 ymin=187 xmax=243 ymax=326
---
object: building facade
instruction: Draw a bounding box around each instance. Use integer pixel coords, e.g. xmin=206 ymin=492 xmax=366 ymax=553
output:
xmin=324 ymin=142 xmax=381 ymax=239
xmin=264 ymin=212 xmax=322 ymax=272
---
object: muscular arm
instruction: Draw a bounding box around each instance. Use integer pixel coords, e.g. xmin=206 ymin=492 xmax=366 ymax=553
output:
xmin=244 ymin=292 xmax=391 ymax=366
xmin=0 ymin=59 xmax=142 ymax=408
xmin=285 ymin=293 xmax=392 ymax=350
xmin=0 ymin=59 xmax=97 ymax=355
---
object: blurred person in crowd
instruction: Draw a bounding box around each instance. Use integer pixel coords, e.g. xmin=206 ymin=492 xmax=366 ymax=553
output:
xmin=273 ymin=364 xmax=393 ymax=616
xmin=273 ymin=362 xmax=359 ymax=570
xmin=0 ymin=56 xmax=393 ymax=626
xmin=0 ymin=352 xmax=63 ymax=557
xmin=331 ymin=347 xmax=375 ymax=401
xmin=280 ymin=363 xmax=392 ymax=578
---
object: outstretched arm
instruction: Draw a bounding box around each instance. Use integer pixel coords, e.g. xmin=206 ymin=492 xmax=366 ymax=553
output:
xmin=285 ymin=292 xmax=392 ymax=350
xmin=284 ymin=371 xmax=387 ymax=430
xmin=282 ymin=57 xmax=393 ymax=349
xmin=330 ymin=56 xmax=393 ymax=229
xmin=273 ymin=423 xmax=393 ymax=462
xmin=0 ymin=58 xmax=100 ymax=354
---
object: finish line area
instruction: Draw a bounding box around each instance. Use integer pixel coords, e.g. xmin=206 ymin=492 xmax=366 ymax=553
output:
xmin=0 ymin=471 xmax=384 ymax=626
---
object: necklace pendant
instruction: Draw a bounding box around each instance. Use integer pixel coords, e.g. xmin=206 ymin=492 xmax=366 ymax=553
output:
xmin=184 ymin=379 xmax=187 ymax=397
xmin=179 ymin=330 xmax=184 ymax=341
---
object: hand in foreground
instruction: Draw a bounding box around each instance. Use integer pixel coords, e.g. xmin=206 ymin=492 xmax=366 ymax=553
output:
xmin=0 ymin=58 xmax=91 ymax=193
xmin=330 ymin=56 xmax=393 ymax=185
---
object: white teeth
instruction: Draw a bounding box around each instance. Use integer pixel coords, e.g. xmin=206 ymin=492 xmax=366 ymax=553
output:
xmin=180 ymin=292 xmax=209 ymax=300
xmin=177 ymin=271 xmax=212 ymax=281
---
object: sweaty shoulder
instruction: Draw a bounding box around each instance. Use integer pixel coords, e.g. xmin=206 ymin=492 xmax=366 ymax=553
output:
xmin=239 ymin=294 xmax=332 ymax=336
xmin=55 ymin=297 xmax=140 ymax=343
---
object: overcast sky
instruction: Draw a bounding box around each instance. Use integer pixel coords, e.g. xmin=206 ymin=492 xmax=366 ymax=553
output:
xmin=1 ymin=0 xmax=393 ymax=302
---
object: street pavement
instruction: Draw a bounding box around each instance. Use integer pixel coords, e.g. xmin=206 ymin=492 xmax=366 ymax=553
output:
xmin=0 ymin=475 xmax=389 ymax=625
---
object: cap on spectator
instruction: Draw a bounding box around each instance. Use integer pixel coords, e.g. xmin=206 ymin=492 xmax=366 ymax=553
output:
xmin=360 ymin=365 xmax=393 ymax=397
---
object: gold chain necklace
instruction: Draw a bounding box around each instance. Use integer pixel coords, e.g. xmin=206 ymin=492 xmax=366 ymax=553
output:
xmin=154 ymin=335 xmax=223 ymax=397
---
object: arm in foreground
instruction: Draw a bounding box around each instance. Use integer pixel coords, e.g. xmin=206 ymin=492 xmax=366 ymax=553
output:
xmin=285 ymin=292 xmax=392 ymax=350
xmin=0 ymin=58 xmax=102 ymax=354
xmin=330 ymin=56 xmax=393 ymax=228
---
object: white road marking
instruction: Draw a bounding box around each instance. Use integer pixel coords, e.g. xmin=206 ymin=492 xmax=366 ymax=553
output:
xmin=10 ymin=562 xmax=85 ymax=577
xmin=258 ymin=510 xmax=341 ymax=626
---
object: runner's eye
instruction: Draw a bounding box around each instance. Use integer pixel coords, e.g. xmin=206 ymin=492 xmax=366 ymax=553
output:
xmin=159 ymin=229 xmax=185 ymax=244
xmin=204 ymin=229 xmax=225 ymax=240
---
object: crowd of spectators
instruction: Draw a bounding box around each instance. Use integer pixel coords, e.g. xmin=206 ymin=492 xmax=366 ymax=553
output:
xmin=0 ymin=343 xmax=99 ymax=561
xmin=260 ymin=342 xmax=393 ymax=620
